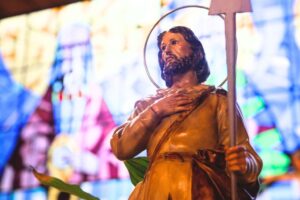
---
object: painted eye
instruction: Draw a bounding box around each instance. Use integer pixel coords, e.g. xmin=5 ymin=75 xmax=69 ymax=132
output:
xmin=171 ymin=40 xmax=177 ymax=45
xmin=161 ymin=45 xmax=166 ymax=51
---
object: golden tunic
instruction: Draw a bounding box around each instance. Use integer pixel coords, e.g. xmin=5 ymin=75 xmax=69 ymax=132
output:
xmin=111 ymin=85 xmax=262 ymax=200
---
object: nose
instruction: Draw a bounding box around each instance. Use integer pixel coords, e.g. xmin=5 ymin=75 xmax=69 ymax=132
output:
xmin=164 ymin=44 xmax=171 ymax=52
xmin=162 ymin=47 xmax=170 ymax=61
xmin=162 ymin=45 xmax=172 ymax=59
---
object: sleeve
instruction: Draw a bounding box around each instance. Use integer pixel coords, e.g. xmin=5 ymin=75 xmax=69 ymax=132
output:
xmin=110 ymin=99 xmax=160 ymax=160
xmin=216 ymin=94 xmax=263 ymax=184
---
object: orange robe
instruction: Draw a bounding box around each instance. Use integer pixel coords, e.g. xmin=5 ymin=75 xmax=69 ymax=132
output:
xmin=111 ymin=85 xmax=262 ymax=200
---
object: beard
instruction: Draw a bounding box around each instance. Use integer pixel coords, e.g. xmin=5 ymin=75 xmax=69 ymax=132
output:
xmin=162 ymin=54 xmax=194 ymax=78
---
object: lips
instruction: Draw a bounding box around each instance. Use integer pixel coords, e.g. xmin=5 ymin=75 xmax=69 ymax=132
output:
xmin=166 ymin=57 xmax=174 ymax=62
xmin=165 ymin=55 xmax=176 ymax=63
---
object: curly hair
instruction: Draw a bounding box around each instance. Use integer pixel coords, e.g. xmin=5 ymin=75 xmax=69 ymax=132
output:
xmin=157 ymin=26 xmax=210 ymax=87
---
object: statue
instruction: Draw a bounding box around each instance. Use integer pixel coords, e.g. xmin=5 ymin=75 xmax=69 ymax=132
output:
xmin=111 ymin=26 xmax=262 ymax=199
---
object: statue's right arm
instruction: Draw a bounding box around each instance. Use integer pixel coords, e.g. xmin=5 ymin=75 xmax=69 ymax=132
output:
xmin=110 ymin=100 xmax=160 ymax=160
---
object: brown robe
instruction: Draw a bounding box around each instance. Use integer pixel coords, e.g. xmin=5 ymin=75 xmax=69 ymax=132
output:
xmin=111 ymin=85 xmax=262 ymax=200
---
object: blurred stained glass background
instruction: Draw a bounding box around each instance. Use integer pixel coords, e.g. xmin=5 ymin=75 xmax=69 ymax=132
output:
xmin=0 ymin=0 xmax=300 ymax=199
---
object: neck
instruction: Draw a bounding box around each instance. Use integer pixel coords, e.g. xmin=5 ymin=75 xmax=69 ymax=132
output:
xmin=171 ymin=69 xmax=198 ymax=88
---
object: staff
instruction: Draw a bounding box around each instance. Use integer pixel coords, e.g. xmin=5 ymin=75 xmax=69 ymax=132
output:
xmin=209 ymin=1 xmax=252 ymax=200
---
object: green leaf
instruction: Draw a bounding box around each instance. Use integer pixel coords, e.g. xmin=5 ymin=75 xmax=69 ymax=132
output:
xmin=31 ymin=167 xmax=99 ymax=200
xmin=124 ymin=157 xmax=149 ymax=186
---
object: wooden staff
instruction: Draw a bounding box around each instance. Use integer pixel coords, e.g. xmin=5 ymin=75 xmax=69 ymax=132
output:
xmin=209 ymin=1 xmax=252 ymax=200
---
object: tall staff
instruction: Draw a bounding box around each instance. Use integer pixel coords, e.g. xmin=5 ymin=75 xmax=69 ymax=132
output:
xmin=209 ymin=1 xmax=252 ymax=200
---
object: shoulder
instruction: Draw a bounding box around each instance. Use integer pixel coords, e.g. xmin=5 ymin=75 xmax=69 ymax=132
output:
xmin=202 ymin=87 xmax=228 ymax=108
xmin=134 ymin=96 xmax=154 ymax=109
xmin=133 ymin=88 xmax=172 ymax=113
xmin=133 ymin=93 xmax=161 ymax=113
xmin=194 ymin=84 xmax=227 ymax=96
xmin=207 ymin=87 xmax=228 ymax=101
xmin=215 ymin=88 xmax=227 ymax=96
xmin=203 ymin=86 xmax=227 ymax=99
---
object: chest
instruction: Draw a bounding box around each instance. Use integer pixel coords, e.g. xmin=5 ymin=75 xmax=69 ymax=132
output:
xmin=147 ymin=100 xmax=220 ymax=156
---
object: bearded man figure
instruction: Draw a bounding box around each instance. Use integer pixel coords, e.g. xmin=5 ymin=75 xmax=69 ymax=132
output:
xmin=111 ymin=26 xmax=262 ymax=200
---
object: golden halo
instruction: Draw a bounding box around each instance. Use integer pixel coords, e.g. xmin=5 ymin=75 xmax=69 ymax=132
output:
xmin=143 ymin=5 xmax=227 ymax=89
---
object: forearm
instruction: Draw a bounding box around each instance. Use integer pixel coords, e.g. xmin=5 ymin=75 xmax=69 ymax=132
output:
xmin=111 ymin=106 xmax=160 ymax=160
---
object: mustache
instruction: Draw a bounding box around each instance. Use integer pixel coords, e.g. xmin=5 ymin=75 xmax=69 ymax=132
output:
xmin=164 ymin=53 xmax=178 ymax=63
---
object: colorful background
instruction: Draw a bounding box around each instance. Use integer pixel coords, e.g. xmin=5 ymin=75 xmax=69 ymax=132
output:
xmin=0 ymin=0 xmax=300 ymax=199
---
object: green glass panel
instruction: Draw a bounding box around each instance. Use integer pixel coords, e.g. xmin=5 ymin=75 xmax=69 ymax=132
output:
xmin=254 ymin=129 xmax=282 ymax=150
xmin=259 ymin=151 xmax=290 ymax=177
xmin=241 ymin=96 xmax=265 ymax=118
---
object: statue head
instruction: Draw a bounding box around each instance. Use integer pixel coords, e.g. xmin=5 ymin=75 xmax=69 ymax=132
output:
xmin=157 ymin=26 xmax=210 ymax=87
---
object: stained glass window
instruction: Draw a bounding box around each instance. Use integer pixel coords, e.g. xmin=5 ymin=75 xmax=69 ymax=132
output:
xmin=1 ymin=0 xmax=300 ymax=199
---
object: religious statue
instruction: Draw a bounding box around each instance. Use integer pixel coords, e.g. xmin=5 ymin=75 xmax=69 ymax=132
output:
xmin=110 ymin=26 xmax=262 ymax=200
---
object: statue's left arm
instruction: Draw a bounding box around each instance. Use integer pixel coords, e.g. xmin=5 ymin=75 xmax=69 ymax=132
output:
xmin=216 ymin=93 xmax=263 ymax=184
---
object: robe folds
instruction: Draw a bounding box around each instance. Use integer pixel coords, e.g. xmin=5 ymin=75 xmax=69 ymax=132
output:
xmin=111 ymin=85 xmax=262 ymax=200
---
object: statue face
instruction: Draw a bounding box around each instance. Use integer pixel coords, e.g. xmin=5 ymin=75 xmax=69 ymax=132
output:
xmin=160 ymin=32 xmax=192 ymax=70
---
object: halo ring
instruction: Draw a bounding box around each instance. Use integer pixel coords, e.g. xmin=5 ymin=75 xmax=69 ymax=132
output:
xmin=143 ymin=5 xmax=227 ymax=88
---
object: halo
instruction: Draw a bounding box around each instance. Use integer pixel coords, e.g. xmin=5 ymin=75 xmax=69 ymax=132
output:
xmin=143 ymin=5 xmax=228 ymax=89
